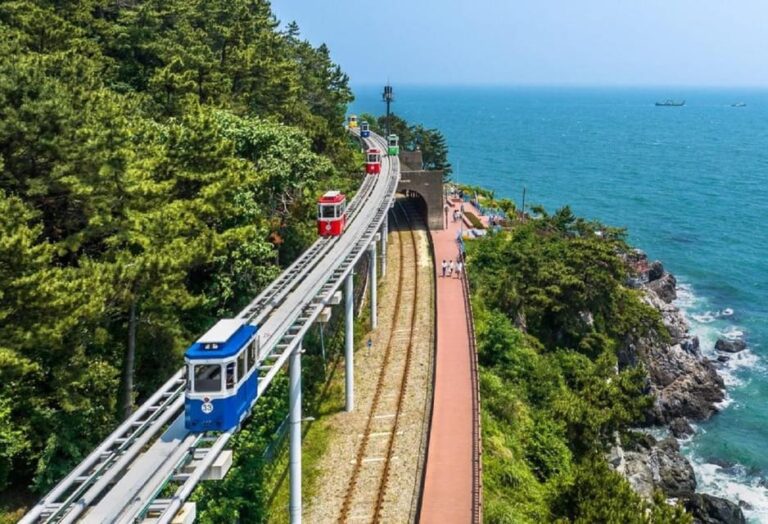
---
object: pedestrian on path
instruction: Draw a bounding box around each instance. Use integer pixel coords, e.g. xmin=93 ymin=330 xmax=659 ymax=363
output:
xmin=456 ymin=261 xmax=463 ymax=279
xmin=448 ymin=260 xmax=454 ymax=276
xmin=441 ymin=259 xmax=447 ymax=277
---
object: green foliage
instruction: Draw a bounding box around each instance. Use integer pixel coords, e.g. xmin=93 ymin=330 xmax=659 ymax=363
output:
xmin=469 ymin=209 xmax=685 ymax=521
xmin=465 ymin=211 xmax=485 ymax=229
xmin=364 ymin=112 xmax=453 ymax=177
xmin=0 ymin=0 xmax=357 ymax=511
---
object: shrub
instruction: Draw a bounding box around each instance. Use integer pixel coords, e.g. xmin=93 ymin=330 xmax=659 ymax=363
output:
xmin=464 ymin=211 xmax=485 ymax=229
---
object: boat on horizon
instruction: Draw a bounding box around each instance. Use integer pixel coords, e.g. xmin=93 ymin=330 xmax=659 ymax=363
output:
xmin=655 ymin=99 xmax=686 ymax=107
xmin=731 ymin=102 xmax=747 ymax=107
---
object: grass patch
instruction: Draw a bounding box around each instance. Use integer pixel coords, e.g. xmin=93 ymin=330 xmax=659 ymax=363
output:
xmin=265 ymin=311 xmax=371 ymax=522
xmin=464 ymin=211 xmax=485 ymax=229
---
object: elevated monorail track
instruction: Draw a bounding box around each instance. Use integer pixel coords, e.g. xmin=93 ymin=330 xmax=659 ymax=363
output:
xmin=21 ymin=131 xmax=399 ymax=524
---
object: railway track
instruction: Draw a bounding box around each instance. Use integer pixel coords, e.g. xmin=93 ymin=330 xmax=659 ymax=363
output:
xmin=339 ymin=200 xmax=421 ymax=523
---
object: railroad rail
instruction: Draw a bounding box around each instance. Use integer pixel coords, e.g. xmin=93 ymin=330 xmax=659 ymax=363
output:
xmin=339 ymin=200 xmax=420 ymax=523
xmin=21 ymin=130 xmax=399 ymax=524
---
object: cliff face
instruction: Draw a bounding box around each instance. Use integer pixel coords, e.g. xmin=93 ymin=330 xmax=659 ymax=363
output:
xmin=620 ymin=252 xmax=725 ymax=425
xmin=612 ymin=252 xmax=746 ymax=524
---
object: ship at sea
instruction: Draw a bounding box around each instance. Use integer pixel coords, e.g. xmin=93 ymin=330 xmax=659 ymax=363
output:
xmin=731 ymin=102 xmax=747 ymax=107
xmin=655 ymin=99 xmax=686 ymax=107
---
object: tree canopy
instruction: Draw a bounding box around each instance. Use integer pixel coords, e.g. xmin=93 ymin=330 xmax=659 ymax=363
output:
xmin=467 ymin=211 xmax=690 ymax=523
xmin=0 ymin=0 xmax=357 ymax=509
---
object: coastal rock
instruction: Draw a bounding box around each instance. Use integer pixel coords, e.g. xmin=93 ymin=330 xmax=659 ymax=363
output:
xmin=715 ymin=339 xmax=747 ymax=353
xmin=716 ymin=355 xmax=730 ymax=363
xmin=681 ymin=336 xmax=701 ymax=355
xmin=669 ymin=417 xmax=694 ymax=438
xmin=614 ymin=259 xmax=736 ymax=515
xmin=648 ymin=272 xmax=677 ymax=303
xmin=629 ymin=285 xmax=725 ymax=424
xmin=622 ymin=450 xmax=656 ymax=498
xmin=684 ymin=494 xmax=746 ymax=524
xmin=655 ymin=437 xmax=697 ymax=496
xmin=618 ymin=342 xmax=639 ymax=368
xmin=648 ymin=260 xmax=665 ymax=281
xmin=647 ymin=342 xmax=725 ymax=422
xmin=607 ymin=445 xmax=624 ymax=469
xmin=613 ymin=435 xmax=696 ymax=499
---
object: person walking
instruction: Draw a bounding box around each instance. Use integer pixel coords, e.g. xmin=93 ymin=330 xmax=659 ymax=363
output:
xmin=456 ymin=260 xmax=463 ymax=279
xmin=448 ymin=259 xmax=454 ymax=277
xmin=441 ymin=259 xmax=447 ymax=277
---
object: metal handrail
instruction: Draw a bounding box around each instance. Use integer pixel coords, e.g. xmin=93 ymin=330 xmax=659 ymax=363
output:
xmin=460 ymin=254 xmax=483 ymax=524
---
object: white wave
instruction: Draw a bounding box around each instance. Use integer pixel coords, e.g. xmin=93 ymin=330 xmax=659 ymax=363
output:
xmin=691 ymin=460 xmax=768 ymax=523
xmin=673 ymin=280 xmax=767 ymax=521
xmin=709 ymin=349 xmax=758 ymax=389
xmin=722 ymin=327 xmax=745 ymax=340
xmin=675 ymin=283 xmax=700 ymax=310
xmin=690 ymin=308 xmax=736 ymax=324
xmin=692 ymin=312 xmax=717 ymax=323
xmin=715 ymin=392 xmax=735 ymax=410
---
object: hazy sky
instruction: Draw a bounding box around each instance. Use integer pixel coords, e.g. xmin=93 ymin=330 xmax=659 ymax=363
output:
xmin=270 ymin=0 xmax=768 ymax=87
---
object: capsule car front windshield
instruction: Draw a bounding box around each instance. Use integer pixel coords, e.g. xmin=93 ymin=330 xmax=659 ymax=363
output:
xmin=319 ymin=204 xmax=337 ymax=218
xmin=194 ymin=364 xmax=221 ymax=392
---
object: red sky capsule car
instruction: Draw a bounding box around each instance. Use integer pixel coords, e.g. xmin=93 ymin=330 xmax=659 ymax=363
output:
xmin=317 ymin=190 xmax=347 ymax=236
xmin=365 ymin=148 xmax=382 ymax=175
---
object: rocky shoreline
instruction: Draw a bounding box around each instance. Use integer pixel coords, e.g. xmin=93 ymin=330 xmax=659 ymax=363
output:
xmin=611 ymin=250 xmax=746 ymax=523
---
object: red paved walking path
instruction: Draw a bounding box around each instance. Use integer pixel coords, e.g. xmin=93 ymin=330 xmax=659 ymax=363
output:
xmin=419 ymin=198 xmax=479 ymax=523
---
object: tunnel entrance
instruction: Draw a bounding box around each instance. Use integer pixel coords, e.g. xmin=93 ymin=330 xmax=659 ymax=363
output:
xmin=396 ymin=150 xmax=445 ymax=230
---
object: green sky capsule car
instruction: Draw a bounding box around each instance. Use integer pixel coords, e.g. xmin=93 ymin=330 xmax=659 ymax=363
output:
xmin=387 ymin=134 xmax=399 ymax=156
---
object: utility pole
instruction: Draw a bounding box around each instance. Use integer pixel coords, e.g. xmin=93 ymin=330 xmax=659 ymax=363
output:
xmin=382 ymin=83 xmax=394 ymax=137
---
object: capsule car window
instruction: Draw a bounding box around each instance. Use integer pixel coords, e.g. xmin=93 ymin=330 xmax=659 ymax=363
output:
xmin=194 ymin=364 xmax=221 ymax=392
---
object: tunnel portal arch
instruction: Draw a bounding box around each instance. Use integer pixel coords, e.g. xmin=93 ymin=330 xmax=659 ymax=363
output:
xmin=396 ymin=150 xmax=444 ymax=230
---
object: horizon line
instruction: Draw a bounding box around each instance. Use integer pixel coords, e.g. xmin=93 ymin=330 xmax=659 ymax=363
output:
xmin=350 ymin=81 xmax=768 ymax=90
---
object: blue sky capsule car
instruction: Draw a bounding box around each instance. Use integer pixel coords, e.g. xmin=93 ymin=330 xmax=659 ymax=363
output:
xmin=185 ymin=319 xmax=260 ymax=432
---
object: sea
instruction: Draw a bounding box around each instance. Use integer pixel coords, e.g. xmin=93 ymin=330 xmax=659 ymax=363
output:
xmin=352 ymin=85 xmax=768 ymax=521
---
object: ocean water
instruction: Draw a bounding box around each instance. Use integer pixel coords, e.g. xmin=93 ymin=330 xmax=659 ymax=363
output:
xmin=352 ymin=86 xmax=768 ymax=520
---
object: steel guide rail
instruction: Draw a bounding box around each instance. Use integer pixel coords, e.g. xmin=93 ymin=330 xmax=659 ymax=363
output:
xmin=19 ymin=371 xmax=186 ymax=524
xmin=147 ymin=134 xmax=398 ymax=522
xmin=236 ymin=169 xmax=377 ymax=329
xmin=22 ymin=131 xmax=397 ymax=523
xmin=145 ymin=134 xmax=397 ymax=523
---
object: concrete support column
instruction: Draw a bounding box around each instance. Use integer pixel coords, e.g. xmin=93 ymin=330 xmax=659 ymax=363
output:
xmin=289 ymin=342 xmax=302 ymax=524
xmin=380 ymin=218 xmax=388 ymax=278
xmin=369 ymin=242 xmax=378 ymax=329
xmin=344 ymin=274 xmax=354 ymax=412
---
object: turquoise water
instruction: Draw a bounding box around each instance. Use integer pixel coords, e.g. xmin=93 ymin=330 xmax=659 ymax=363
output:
xmin=352 ymin=86 xmax=768 ymax=519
